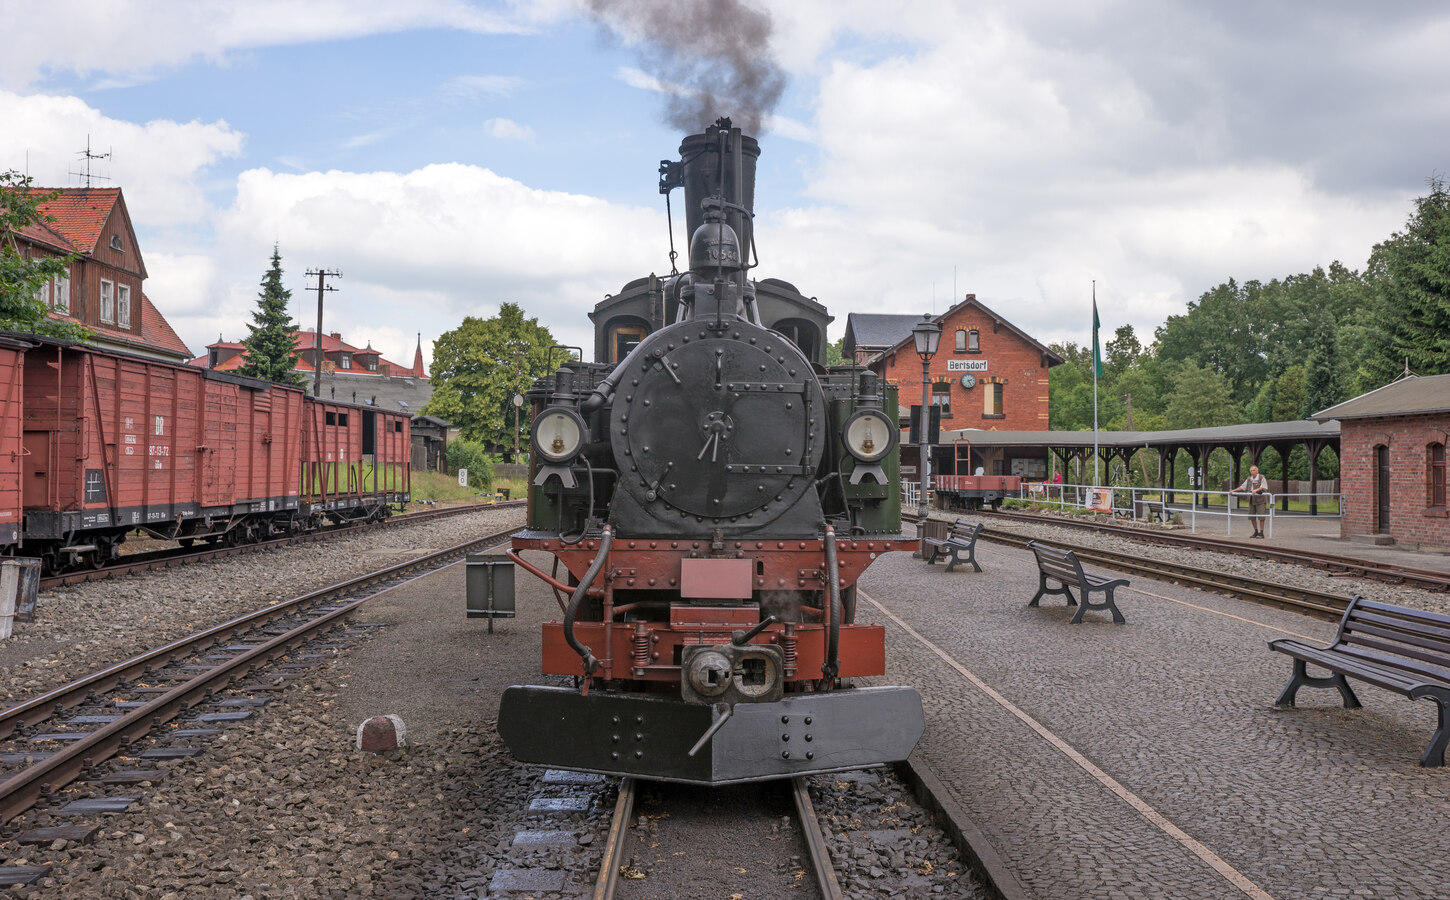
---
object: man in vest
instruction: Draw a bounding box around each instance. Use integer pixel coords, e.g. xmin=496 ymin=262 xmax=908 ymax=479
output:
xmin=1230 ymin=464 xmax=1271 ymax=538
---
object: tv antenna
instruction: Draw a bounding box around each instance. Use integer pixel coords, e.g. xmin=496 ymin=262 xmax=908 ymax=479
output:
xmin=70 ymin=136 xmax=112 ymax=188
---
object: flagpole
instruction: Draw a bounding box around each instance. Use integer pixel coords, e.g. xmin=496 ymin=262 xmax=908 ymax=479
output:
xmin=1092 ymin=280 xmax=1100 ymax=488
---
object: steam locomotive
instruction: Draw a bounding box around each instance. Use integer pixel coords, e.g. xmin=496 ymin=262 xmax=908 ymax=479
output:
xmin=496 ymin=119 xmax=923 ymax=785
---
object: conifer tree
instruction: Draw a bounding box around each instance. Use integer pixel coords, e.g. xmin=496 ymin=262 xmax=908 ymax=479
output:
xmin=237 ymin=246 xmax=304 ymax=387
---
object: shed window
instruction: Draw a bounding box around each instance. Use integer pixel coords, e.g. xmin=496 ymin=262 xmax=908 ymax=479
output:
xmin=100 ymin=280 xmax=115 ymax=323
xmin=968 ymin=329 xmax=980 ymax=351
xmin=117 ymin=283 xmax=131 ymax=328
xmin=1431 ymin=443 xmax=1446 ymax=508
xmin=931 ymin=381 xmax=951 ymax=415
xmin=983 ymin=382 xmax=1003 ymax=417
xmin=955 ymin=329 xmax=966 ymax=352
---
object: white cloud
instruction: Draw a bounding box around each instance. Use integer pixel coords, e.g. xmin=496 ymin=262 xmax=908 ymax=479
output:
xmin=0 ymin=90 xmax=242 ymax=225
xmin=484 ymin=118 xmax=535 ymax=141
xmin=196 ymin=163 xmax=666 ymax=362
xmin=0 ymin=0 xmax=549 ymax=90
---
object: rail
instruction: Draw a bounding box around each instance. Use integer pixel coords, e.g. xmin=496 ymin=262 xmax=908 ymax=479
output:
xmin=0 ymin=525 xmax=523 ymax=823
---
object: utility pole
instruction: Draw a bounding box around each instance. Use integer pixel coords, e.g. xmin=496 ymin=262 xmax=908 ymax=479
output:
xmin=304 ymin=268 xmax=342 ymax=397
xmin=1124 ymin=392 xmax=1132 ymax=430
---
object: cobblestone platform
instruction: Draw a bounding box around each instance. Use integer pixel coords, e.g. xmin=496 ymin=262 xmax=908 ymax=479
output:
xmin=862 ymin=539 xmax=1450 ymax=899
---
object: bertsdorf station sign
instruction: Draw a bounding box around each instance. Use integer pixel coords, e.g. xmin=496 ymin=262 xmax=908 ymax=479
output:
xmin=947 ymin=359 xmax=989 ymax=372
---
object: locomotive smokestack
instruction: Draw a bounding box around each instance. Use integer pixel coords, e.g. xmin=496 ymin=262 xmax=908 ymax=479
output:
xmin=665 ymin=118 xmax=759 ymax=287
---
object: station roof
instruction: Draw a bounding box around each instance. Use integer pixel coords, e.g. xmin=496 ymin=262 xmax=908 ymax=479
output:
xmin=933 ymin=419 xmax=1340 ymax=450
xmin=1310 ymin=374 xmax=1450 ymax=421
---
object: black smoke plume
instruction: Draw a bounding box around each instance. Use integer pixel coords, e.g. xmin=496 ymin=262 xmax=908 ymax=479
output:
xmin=587 ymin=0 xmax=786 ymax=135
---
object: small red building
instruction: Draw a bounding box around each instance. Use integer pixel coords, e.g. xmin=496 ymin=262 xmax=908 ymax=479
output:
xmin=1312 ymin=374 xmax=1450 ymax=549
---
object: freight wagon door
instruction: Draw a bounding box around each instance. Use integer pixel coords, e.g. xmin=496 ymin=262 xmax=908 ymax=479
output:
xmin=22 ymin=432 xmax=50 ymax=508
xmin=202 ymin=390 xmax=238 ymax=505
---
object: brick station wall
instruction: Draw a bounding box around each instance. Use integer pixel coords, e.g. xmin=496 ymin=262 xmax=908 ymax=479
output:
xmin=874 ymin=306 xmax=1053 ymax=432
xmin=1339 ymin=412 xmax=1450 ymax=548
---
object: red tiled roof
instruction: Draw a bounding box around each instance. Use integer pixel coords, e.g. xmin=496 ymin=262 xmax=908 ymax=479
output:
xmin=25 ymin=188 xmax=121 ymax=254
xmin=193 ymin=329 xmax=425 ymax=378
xmin=138 ymin=294 xmax=192 ymax=359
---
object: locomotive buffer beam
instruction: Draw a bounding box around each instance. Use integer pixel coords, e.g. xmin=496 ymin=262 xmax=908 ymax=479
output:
xmin=497 ymin=684 xmax=924 ymax=785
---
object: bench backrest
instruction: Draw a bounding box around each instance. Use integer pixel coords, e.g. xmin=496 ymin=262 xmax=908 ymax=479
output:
xmin=1336 ymin=595 xmax=1450 ymax=684
xmin=1026 ymin=540 xmax=1086 ymax=584
xmin=949 ymin=519 xmax=982 ymax=539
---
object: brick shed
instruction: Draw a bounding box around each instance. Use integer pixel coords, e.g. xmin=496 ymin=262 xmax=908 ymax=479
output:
xmin=1312 ymin=374 xmax=1450 ymax=549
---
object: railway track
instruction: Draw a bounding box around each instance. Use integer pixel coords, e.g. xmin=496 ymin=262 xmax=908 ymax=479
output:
xmin=38 ymin=500 xmax=524 ymax=590
xmin=593 ymin=776 xmax=843 ymax=900
xmin=0 ymin=524 xmax=522 ymax=835
xmin=906 ymin=512 xmax=1355 ymax=619
xmin=982 ymin=508 xmax=1450 ymax=592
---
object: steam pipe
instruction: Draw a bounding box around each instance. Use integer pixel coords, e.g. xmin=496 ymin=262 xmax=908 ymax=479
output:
xmin=822 ymin=526 xmax=841 ymax=682
xmin=563 ymin=526 xmax=614 ymax=676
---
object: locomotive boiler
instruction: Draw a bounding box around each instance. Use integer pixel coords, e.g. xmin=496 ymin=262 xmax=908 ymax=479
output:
xmin=497 ymin=119 xmax=924 ymax=784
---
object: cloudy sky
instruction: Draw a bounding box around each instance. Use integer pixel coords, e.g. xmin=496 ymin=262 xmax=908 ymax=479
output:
xmin=3 ymin=1 xmax=1446 ymax=370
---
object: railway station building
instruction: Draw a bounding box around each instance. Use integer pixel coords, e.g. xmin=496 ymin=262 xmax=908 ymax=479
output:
xmin=1312 ymin=373 xmax=1450 ymax=549
xmin=853 ymin=295 xmax=1064 ymax=479
xmin=193 ymin=329 xmax=431 ymax=413
xmin=19 ymin=187 xmax=193 ymax=364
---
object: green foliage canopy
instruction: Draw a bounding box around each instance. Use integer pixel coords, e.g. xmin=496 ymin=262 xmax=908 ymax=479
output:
xmin=421 ymin=302 xmax=557 ymax=450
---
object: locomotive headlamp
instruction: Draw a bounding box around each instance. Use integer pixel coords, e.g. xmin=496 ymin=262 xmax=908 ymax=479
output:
xmin=533 ymin=407 xmax=586 ymax=463
xmin=842 ymin=409 xmax=897 ymax=463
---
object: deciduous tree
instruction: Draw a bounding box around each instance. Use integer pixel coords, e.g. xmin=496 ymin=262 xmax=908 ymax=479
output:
xmin=422 ymin=302 xmax=557 ymax=450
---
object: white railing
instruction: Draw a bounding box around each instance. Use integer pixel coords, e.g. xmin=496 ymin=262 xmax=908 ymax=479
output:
xmin=1013 ymin=483 xmax=1343 ymax=537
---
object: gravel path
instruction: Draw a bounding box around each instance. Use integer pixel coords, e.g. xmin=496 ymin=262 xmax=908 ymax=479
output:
xmin=0 ymin=506 xmax=525 ymax=707
xmin=969 ymin=511 xmax=1450 ymax=614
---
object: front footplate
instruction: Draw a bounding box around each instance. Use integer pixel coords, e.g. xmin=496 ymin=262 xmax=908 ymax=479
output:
xmin=497 ymin=685 xmax=924 ymax=784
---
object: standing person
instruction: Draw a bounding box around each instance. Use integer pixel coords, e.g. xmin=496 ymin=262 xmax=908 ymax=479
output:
xmin=1229 ymin=464 xmax=1271 ymax=538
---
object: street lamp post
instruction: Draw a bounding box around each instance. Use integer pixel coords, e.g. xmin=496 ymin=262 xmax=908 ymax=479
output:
xmin=911 ymin=316 xmax=942 ymax=531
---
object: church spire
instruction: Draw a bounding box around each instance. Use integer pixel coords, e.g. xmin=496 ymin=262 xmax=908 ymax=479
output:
xmin=413 ymin=332 xmax=425 ymax=377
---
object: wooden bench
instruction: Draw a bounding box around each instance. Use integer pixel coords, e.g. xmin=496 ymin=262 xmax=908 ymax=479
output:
xmin=1025 ymin=540 xmax=1128 ymax=624
xmin=923 ymin=519 xmax=983 ymax=573
xmin=1269 ymin=595 xmax=1450 ymax=767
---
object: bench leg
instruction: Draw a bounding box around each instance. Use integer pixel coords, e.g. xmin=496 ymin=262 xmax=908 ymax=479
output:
xmin=1070 ymin=587 xmax=1126 ymax=625
xmin=1420 ymin=698 xmax=1449 ymax=768
xmin=964 ymin=545 xmax=982 ymax=573
xmin=1030 ymin=575 xmax=1076 ymax=608
xmin=1274 ymin=659 xmax=1362 ymax=708
xmin=945 ymin=549 xmax=960 ymax=573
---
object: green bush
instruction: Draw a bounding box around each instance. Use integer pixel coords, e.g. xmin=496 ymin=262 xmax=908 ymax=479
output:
xmin=446 ymin=440 xmax=495 ymax=488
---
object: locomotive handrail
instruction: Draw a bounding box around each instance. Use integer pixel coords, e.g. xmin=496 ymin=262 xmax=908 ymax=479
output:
xmin=504 ymin=547 xmax=582 ymax=612
xmin=822 ymin=526 xmax=841 ymax=683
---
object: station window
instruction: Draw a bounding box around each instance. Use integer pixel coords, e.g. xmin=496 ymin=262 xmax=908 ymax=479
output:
xmin=983 ymin=382 xmax=1003 ymax=417
xmin=100 ymin=280 xmax=115 ymax=324
xmin=931 ymin=381 xmax=951 ymax=415
xmin=968 ymin=329 xmax=980 ymax=352
xmin=1430 ymin=442 xmax=1446 ymax=508
xmin=954 ymin=329 xmax=967 ymax=352
xmin=53 ymin=273 xmax=69 ymax=313
xmin=117 ymin=283 xmax=131 ymax=328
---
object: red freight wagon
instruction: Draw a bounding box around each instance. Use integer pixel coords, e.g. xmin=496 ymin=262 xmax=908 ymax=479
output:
xmin=0 ymin=337 xmax=31 ymax=548
xmin=19 ymin=338 xmax=306 ymax=569
xmin=299 ymin=397 xmax=410 ymax=524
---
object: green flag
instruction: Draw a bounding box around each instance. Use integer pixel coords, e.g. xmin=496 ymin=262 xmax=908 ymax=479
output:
xmin=1092 ymin=294 xmax=1102 ymax=379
